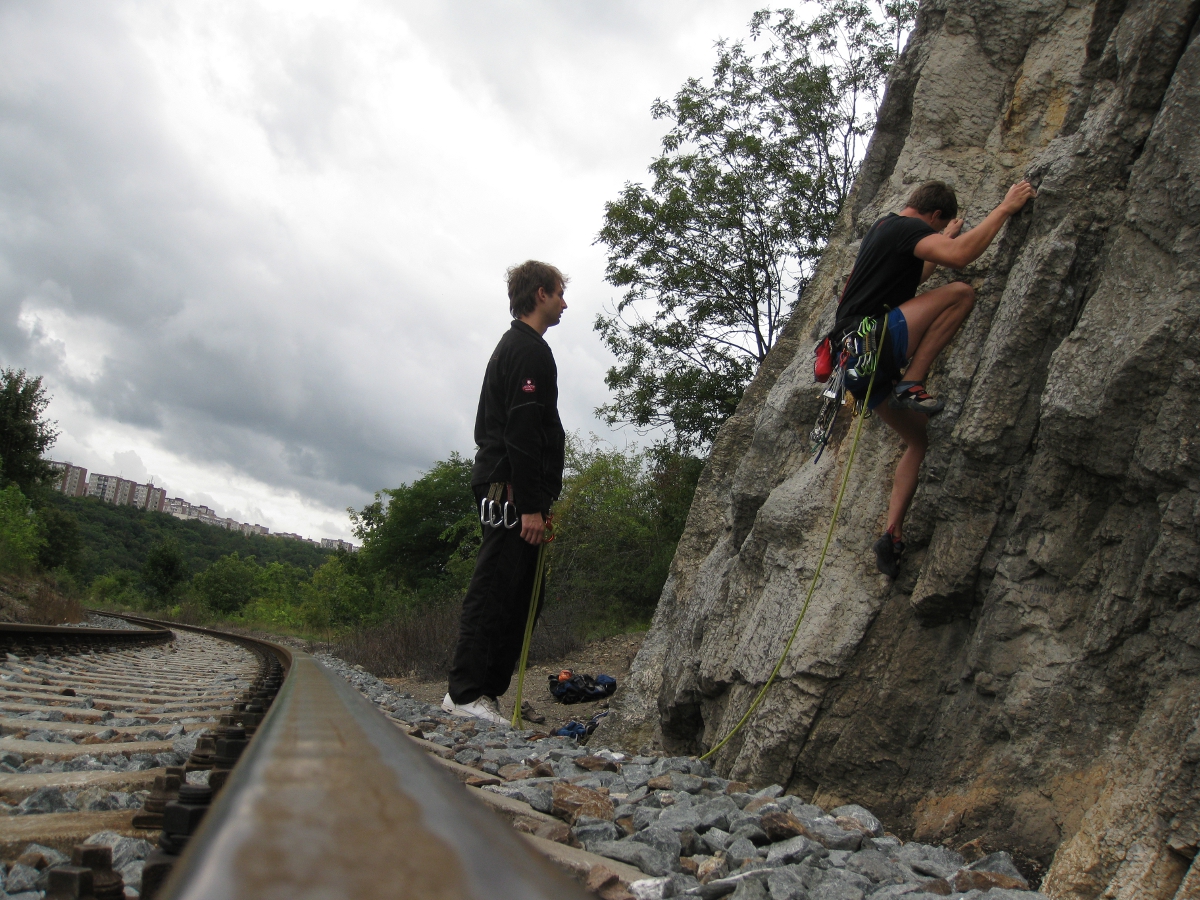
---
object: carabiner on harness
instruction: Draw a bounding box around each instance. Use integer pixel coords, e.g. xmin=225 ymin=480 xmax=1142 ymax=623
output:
xmin=811 ymin=354 xmax=847 ymax=462
xmin=481 ymin=483 xmax=508 ymax=529
xmin=502 ymin=501 xmax=520 ymax=529
xmin=811 ymin=313 xmax=890 ymax=461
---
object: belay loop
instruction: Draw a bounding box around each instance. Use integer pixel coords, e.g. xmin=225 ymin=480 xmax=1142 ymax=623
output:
xmin=702 ymin=313 xmax=890 ymax=763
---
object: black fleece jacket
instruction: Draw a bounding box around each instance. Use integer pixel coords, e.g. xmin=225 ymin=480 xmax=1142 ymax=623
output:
xmin=470 ymin=320 xmax=565 ymax=515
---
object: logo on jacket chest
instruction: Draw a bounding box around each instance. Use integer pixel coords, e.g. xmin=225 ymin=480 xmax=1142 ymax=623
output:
xmin=521 ymin=379 xmax=537 ymax=393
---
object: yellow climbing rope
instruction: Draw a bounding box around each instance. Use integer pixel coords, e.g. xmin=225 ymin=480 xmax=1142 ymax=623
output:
xmin=511 ymin=519 xmax=554 ymax=729
xmin=700 ymin=315 xmax=888 ymax=762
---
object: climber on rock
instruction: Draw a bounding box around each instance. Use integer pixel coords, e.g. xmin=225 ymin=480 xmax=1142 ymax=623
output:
xmin=830 ymin=179 xmax=1037 ymax=578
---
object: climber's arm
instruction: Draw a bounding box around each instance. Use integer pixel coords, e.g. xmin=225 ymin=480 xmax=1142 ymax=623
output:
xmin=918 ymin=218 xmax=961 ymax=282
xmin=915 ymin=181 xmax=1036 ymax=270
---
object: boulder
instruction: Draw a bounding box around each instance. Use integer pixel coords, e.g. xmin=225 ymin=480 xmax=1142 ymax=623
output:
xmin=592 ymin=840 xmax=679 ymax=877
xmin=551 ymin=782 xmax=614 ymax=823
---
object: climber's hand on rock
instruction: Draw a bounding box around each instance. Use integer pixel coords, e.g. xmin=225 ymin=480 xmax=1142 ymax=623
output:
xmin=942 ymin=218 xmax=964 ymax=238
xmin=1001 ymin=180 xmax=1037 ymax=215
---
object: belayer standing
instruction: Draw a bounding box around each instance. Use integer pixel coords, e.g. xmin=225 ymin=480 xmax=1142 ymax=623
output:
xmin=831 ymin=179 xmax=1036 ymax=578
xmin=443 ymin=260 xmax=567 ymax=724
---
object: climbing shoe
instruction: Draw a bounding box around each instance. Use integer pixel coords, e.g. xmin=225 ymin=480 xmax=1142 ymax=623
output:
xmin=873 ymin=532 xmax=905 ymax=579
xmin=889 ymin=383 xmax=945 ymax=415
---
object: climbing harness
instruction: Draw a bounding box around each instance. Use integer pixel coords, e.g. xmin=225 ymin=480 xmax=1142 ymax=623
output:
xmin=701 ymin=313 xmax=889 ymax=762
xmin=511 ymin=515 xmax=556 ymax=729
xmin=479 ymin=482 xmax=520 ymax=530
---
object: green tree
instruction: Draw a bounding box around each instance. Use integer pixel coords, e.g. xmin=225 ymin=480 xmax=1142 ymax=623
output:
xmin=89 ymin=569 xmax=142 ymax=607
xmin=595 ymin=2 xmax=914 ymax=448
xmin=0 ymin=368 xmax=59 ymax=495
xmin=42 ymin=492 xmax=332 ymax=584
xmin=301 ymin=556 xmax=371 ymax=629
xmin=0 ymin=484 xmax=44 ymax=574
xmin=142 ymin=538 xmax=188 ymax=604
xmin=546 ymin=438 xmax=704 ymax=627
xmin=192 ymin=552 xmax=261 ymax=615
xmin=36 ymin=505 xmax=81 ymax=572
xmin=349 ymin=453 xmax=477 ymax=592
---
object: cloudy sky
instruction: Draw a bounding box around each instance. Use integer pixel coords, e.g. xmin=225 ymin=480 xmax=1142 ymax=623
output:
xmin=0 ymin=1 xmax=782 ymax=541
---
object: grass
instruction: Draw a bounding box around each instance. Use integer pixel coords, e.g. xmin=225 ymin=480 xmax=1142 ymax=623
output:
xmin=0 ymin=573 xmax=85 ymax=625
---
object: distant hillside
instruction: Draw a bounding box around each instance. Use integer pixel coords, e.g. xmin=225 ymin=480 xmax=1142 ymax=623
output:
xmin=47 ymin=493 xmax=333 ymax=582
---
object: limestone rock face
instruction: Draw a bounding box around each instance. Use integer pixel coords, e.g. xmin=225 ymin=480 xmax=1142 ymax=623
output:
xmin=600 ymin=1 xmax=1200 ymax=896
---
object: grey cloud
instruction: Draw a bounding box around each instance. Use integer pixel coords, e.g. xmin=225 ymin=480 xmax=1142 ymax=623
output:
xmin=0 ymin=0 xmax=763 ymax=519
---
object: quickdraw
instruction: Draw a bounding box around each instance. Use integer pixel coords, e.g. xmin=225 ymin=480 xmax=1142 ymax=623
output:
xmin=702 ymin=313 xmax=889 ymax=762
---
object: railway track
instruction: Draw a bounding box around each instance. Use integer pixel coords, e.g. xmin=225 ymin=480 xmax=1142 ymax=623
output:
xmin=0 ymin=615 xmax=596 ymax=900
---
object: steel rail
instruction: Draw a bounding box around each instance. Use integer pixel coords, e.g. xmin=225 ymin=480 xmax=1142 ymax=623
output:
xmin=88 ymin=614 xmax=589 ymax=900
xmin=0 ymin=620 xmax=173 ymax=655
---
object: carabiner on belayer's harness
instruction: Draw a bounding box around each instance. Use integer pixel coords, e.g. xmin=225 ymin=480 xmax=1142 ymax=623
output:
xmin=479 ymin=483 xmax=521 ymax=530
xmin=809 ymin=312 xmax=888 ymax=463
xmin=704 ymin=314 xmax=890 ymax=762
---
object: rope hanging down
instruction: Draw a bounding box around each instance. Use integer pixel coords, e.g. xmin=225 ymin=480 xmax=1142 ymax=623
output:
xmin=700 ymin=314 xmax=888 ymax=762
xmin=511 ymin=520 xmax=554 ymax=729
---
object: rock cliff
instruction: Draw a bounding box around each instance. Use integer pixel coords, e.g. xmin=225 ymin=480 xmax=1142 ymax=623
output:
xmin=600 ymin=1 xmax=1200 ymax=896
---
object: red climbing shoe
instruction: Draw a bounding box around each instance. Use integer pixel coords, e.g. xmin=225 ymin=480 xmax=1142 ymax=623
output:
xmin=889 ymin=383 xmax=945 ymax=415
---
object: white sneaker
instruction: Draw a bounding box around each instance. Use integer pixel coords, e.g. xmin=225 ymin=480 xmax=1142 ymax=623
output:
xmin=441 ymin=693 xmax=506 ymax=725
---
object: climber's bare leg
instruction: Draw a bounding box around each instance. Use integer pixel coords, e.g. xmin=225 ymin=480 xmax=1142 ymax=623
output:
xmin=873 ymin=404 xmax=928 ymax=542
xmin=897 ymin=281 xmax=975 ymax=384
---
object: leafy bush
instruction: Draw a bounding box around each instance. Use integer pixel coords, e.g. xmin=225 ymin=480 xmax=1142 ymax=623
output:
xmin=544 ymin=439 xmax=702 ymax=634
xmin=36 ymin=505 xmax=81 ymax=572
xmin=299 ymin=556 xmax=372 ymax=629
xmin=192 ymin=552 xmax=262 ymax=615
xmin=142 ymin=538 xmax=187 ymax=604
xmin=350 ymin=452 xmax=478 ymax=595
xmin=0 ymin=484 xmax=44 ymax=574
xmin=89 ymin=569 xmax=143 ymax=607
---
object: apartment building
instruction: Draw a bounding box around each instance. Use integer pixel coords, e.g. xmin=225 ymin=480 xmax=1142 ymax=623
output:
xmin=146 ymin=486 xmax=167 ymax=513
xmin=115 ymin=480 xmax=135 ymax=506
xmin=48 ymin=459 xmax=330 ymax=546
xmin=87 ymin=473 xmax=124 ymax=503
xmin=48 ymin=461 xmax=89 ymax=497
xmin=275 ymin=532 xmax=321 ymax=546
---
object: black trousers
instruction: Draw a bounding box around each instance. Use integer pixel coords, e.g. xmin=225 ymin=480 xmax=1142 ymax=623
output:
xmin=447 ymin=488 xmax=544 ymax=705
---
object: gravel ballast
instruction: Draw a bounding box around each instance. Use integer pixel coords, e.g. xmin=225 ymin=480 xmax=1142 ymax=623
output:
xmin=317 ymin=653 xmax=1050 ymax=900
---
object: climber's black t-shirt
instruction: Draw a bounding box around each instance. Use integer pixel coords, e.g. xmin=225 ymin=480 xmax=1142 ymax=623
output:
xmin=834 ymin=213 xmax=937 ymax=335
